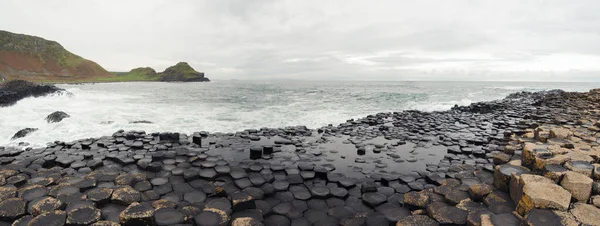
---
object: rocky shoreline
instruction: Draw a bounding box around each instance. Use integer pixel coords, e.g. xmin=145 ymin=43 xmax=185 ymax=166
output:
xmin=0 ymin=88 xmax=599 ymax=225
xmin=0 ymin=80 xmax=64 ymax=107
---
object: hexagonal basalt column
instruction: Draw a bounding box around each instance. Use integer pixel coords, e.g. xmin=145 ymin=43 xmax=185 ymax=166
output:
xmin=493 ymin=164 xmax=530 ymax=192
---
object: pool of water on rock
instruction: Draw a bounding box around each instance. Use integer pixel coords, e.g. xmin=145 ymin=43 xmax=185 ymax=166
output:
xmin=198 ymin=133 xmax=447 ymax=180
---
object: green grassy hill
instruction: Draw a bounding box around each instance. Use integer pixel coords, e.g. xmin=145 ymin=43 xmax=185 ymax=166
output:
xmin=107 ymin=62 xmax=209 ymax=82
xmin=0 ymin=30 xmax=112 ymax=82
xmin=0 ymin=30 xmax=210 ymax=83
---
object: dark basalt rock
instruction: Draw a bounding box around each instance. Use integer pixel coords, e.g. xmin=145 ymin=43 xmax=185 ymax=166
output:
xmin=194 ymin=209 xmax=229 ymax=226
xmin=152 ymin=199 xmax=177 ymax=210
xmin=18 ymin=185 xmax=48 ymax=201
xmin=231 ymin=217 xmax=263 ymax=226
xmin=310 ymin=186 xmax=330 ymax=199
xmin=444 ymin=190 xmax=470 ymax=205
xmin=86 ymin=187 xmax=113 ymax=204
xmin=375 ymin=203 xmax=410 ymax=223
xmin=330 ymin=187 xmax=348 ymax=199
xmin=396 ymin=215 xmax=439 ymax=226
xmin=523 ymin=209 xmax=564 ymax=226
xmin=31 ymin=196 xmax=64 ymax=215
xmin=231 ymin=192 xmax=255 ymax=211
xmin=403 ymin=191 xmax=430 ymax=210
xmin=0 ymin=197 xmax=26 ymax=221
xmin=46 ymin=111 xmax=70 ymax=123
xmin=426 ymin=201 xmax=468 ymax=225
xmin=272 ymin=202 xmax=292 ymax=215
xmin=361 ymin=192 xmax=386 ymax=207
xmin=28 ymin=210 xmax=67 ymax=226
xmin=90 ymin=221 xmax=121 ymax=226
xmin=205 ymin=197 xmax=232 ymax=212
xmin=110 ymin=186 xmax=141 ymax=205
xmin=0 ymin=80 xmax=63 ymax=107
xmin=183 ymin=190 xmax=206 ymax=204
xmin=154 ymin=208 xmax=184 ymax=225
xmin=289 ymin=186 xmax=311 ymax=201
xmin=119 ymin=202 xmax=155 ymax=226
xmin=11 ymin=215 xmax=34 ymax=226
xmin=263 ymin=214 xmax=291 ymax=226
xmin=0 ymin=186 xmax=17 ymax=201
xmin=66 ymin=206 xmax=101 ymax=226
xmin=11 ymin=128 xmax=38 ymax=140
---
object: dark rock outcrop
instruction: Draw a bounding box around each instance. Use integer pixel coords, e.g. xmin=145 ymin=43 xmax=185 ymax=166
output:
xmin=11 ymin=128 xmax=38 ymax=140
xmin=0 ymin=80 xmax=63 ymax=107
xmin=130 ymin=120 xmax=153 ymax=124
xmin=46 ymin=111 xmax=70 ymax=123
xmin=159 ymin=62 xmax=209 ymax=82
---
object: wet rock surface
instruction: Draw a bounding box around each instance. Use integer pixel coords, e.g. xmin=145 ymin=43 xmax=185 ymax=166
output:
xmin=0 ymin=80 xmax=63 ymax=107
xmin=1 ymin=88 xmax=600 ymax=225
xmin=45 ymin=111 xmax=70 ymax=123
xmin=11 ymin=128 xmax=38 ymax=140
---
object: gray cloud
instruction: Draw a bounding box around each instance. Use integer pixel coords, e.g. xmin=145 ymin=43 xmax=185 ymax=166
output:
xmin=1 ymin=0 xmax=600 ymax=81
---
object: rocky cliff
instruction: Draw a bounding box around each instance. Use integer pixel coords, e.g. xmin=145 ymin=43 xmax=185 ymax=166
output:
xmin=0 ymin=30 xmax=112 ymax=82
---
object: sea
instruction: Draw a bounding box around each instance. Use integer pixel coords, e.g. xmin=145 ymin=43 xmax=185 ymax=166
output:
xmin=1 ymin=80 xmax=599 ymax=147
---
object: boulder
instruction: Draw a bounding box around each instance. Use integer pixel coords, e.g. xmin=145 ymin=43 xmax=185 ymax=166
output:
xmin=560 ymin=171 xmax=593 ymax=202
xmin=11 ymin=128 xmax=38 ymax=140
xmin=46 ymin=111 xmax=70 ymax=123
xmin=570 ymin=203 xmax=600 ymax=226
xmin=592 ymin=195 xmax=600 ymax=208
xmin=515 ymin=181 xmax=571 ymax=215
xmin=509 ymin=174 xmax=553 ymax=205
xmin=550 ymin=128 xmax=572 ymax=139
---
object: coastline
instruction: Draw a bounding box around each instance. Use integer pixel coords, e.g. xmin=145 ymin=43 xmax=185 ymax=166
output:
xmin=0 ymin=88 xmax=599 ymax=225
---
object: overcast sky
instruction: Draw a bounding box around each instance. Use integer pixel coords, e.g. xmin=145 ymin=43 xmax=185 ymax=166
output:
xmin=1 ymin=0 xmax=600 ymax=81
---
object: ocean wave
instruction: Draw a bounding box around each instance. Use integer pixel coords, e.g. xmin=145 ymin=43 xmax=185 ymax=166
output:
xmin=2 ymin=81 xmax=598 ymax=147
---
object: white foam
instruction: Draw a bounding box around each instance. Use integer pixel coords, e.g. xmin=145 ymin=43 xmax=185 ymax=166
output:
xmin=1 ymin=81 xmax=598 ymax=148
